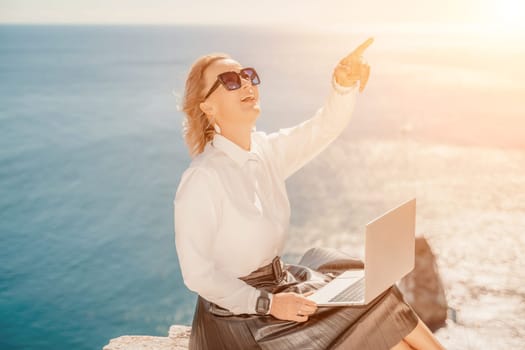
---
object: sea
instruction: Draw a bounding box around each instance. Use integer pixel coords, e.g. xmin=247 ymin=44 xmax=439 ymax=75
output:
xmin=1 ymin=24 xmax=524 ymax=349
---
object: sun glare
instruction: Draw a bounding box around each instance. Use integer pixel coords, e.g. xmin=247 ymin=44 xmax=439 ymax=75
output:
xmin=487 ymin=0 xmax=525 ymax=33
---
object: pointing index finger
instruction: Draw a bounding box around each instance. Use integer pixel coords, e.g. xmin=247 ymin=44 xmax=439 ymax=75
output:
xmin=354 ymin=37 xmax=374 ymax=56
xmin=340 ymin=37 xmax=374 ymax=65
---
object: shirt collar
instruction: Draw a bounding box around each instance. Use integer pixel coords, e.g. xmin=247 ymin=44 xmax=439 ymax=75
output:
xmin=211 ymin=132 xmax=259 ymax=167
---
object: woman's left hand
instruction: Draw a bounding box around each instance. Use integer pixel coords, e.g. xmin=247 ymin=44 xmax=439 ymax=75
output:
xmin=333 ymin=37 xmax=374 ymax=92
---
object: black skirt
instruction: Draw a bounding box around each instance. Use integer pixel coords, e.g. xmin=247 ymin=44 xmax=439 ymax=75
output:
xmin=188 ymin=247 xmax=419 ymax=350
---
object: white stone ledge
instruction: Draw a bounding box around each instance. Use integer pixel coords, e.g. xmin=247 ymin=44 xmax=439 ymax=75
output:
xmin=103 ymin=325 xmax=191 ymax=350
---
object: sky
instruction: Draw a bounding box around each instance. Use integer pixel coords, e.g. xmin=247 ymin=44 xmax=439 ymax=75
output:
xmin=2 ymin=0 xmax=524 ymax=33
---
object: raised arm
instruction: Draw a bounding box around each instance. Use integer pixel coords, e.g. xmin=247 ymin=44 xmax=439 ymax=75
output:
xmin=266 ymin=78 xmax=359 ymax=180
xmin=174 ymin=166 xmax=272 ymax=315
xmin=266 ymin=37 xmax=373 ymax=180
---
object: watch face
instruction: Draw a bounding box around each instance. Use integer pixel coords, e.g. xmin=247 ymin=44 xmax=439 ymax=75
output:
xmin=256 ymin=297 xmax=270 ymax=313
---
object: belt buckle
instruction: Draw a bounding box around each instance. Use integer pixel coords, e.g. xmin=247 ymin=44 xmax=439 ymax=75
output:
xmin=272 ymin=256 xmax=283 ymax=281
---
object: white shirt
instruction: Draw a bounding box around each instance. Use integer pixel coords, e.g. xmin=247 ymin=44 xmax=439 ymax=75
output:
xmin=174 ymin=76 xmax=359 ymax=315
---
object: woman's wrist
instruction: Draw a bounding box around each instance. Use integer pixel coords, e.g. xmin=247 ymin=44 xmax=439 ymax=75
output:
xmin=267 ymin=292 xmax=274 ymax=315
xmin=332 ymin=74 xmax=358 ymax=94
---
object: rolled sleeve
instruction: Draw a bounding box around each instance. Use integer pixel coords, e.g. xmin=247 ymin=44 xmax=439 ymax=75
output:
xmin=174 ymin=166 xmax=270 ymax=315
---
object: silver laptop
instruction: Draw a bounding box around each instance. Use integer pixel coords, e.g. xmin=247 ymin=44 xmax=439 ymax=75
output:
xmin=306 ymin=198 xmax=416 ymax=306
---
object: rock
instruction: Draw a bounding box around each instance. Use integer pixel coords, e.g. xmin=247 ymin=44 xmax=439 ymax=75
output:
xmin=102 ymin=325 xmax=191 ymax=350
xmin=398 ymin=235 xmax=448 ymax=331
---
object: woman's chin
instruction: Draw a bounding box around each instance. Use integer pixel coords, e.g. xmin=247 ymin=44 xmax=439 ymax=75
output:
xmin=241 ymin=101 xmax=260 ymax=110
xmin=241 ymin=104 xmax=261 ymax=115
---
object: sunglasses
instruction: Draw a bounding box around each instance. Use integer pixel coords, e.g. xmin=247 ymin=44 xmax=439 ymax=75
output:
xmin=204 ymin=67 xmax=261 ymax=100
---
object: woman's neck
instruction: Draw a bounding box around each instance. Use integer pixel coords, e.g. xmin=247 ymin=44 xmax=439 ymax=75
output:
xmin=220 ymin=126 xmax=252 ymax=151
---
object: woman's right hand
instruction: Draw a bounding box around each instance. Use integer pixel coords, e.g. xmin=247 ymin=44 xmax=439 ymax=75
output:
xmin=269 ymin=291 xmax=318 ymax=322
xmin=333 ymin=37 xmax=373 ymax=92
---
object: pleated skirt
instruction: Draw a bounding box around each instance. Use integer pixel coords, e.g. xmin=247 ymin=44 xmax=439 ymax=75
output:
xmin=188 ymin=247 xmax=419 ymax=350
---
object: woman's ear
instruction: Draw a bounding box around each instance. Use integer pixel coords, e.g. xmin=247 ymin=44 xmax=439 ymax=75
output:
xmin=199 ymin=101 xmax=213 ymax=115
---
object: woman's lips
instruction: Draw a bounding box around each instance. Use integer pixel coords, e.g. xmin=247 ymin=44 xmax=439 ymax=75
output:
xmin=241 ymin=97 xmax=257 ymax=104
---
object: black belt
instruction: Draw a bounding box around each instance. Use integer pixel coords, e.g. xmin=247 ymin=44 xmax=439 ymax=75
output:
xmin=238 ymin=255 xmax=285 ymax=287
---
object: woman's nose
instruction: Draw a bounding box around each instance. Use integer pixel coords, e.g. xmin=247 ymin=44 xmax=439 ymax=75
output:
xmin=241 ymin=76 xmax=252 ymax=86
xmin=241 ymin=79 xmax=255 ymax=94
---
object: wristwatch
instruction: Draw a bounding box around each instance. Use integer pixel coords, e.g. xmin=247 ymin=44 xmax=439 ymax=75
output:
xmin=255 ymin=289 xmax=271 ymax=315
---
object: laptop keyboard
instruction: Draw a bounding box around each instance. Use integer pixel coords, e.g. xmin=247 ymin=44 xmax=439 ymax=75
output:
xmin=328 ymin=277 xmax=365 ymax=302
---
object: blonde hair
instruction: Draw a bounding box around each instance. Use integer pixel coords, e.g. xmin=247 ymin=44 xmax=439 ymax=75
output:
xmin=181 ymin=52 xmax=231 ymax=158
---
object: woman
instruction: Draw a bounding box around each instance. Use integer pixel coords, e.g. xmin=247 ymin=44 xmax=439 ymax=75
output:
xmin=174 ymin=37 xmax=445 ymax=349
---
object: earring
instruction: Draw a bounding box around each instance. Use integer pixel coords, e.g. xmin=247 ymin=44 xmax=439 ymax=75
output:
xmin=210 ymin=116 xmax=221 ymax=134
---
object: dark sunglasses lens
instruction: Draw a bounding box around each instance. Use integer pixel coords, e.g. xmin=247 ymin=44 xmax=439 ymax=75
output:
xmin=242 ymin=68 xmax=260 ymax=85
xmin=219 ymin=72 xmax=241 ymax=90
